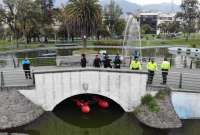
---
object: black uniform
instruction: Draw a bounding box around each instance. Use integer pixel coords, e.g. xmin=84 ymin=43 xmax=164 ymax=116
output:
xmin=114 ymin=56 xmax=121 ymax=69
xmin=103 ymin=57 xmax=112 ymax=68
xmin=81 ymin=57 xmax=87 ymax=68
xmin=22 ymin=59 xmax=31 ymax=79
xmin=93 ymin=58 xmax=101 ymax=68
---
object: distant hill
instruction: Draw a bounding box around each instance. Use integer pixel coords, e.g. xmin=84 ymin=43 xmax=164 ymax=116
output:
xmin=142 ymin=3 xmax=180 ymax=13
xmin=55 ymin=0 xmax=181 ymax=13
xmin=100 ymin=0 xmax=141 ymax=13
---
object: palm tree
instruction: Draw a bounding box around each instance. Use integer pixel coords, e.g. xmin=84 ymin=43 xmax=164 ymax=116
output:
xmin=64 ymin=0 xmax=102 ymax=37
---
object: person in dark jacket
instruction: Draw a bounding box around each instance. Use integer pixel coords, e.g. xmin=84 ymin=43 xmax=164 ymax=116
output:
xmin=22 ymin=57 xmax=32 ymax=79
xmin=93 ymin=55 xmax=101 ymax=68
xmin=113 ymin=54 xmax=121 ymax=69
xmin=103 ymin=54 xmax=112 ymax=68
xmin=81 ymin=54 xmax=87 ymax=68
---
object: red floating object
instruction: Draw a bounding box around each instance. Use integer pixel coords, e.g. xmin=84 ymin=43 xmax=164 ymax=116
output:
xmin=99 ymin=100 xmax=109 ymax=109
xmin=81 ymin=105 xmax=90 ymax=113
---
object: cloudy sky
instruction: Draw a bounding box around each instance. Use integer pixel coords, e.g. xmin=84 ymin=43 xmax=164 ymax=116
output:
xmin=55 ymin=0 xmax=182 ymax=6
xmin=127 ymin=0 xmax=181 ymax=5
xmin=0 ymin=0 xmax=182 ymax=7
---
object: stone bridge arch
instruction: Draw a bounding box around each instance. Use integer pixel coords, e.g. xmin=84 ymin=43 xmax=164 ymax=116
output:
xmin=19 ymin=68 xmax=148 ymax=112
xmin=53 ymin=93 xmax=126 ymax=111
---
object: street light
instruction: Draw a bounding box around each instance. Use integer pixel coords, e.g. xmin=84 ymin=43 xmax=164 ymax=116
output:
xmin=53 ymin=22 xmax=60 ymax=45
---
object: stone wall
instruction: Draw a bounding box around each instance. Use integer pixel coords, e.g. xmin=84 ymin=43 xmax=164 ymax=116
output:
xmin=135 ymin=91 xmax=182 ymax=129
xmin=0 ymin=90 xmax=44 ymax=130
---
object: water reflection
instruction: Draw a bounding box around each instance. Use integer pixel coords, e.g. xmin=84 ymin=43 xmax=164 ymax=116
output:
xmin=2 ymin=111 xmax=200 ymax=135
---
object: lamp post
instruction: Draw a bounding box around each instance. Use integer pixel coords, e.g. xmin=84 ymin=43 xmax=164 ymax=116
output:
xmin=54 ymin=23 xmax=60 ymax=45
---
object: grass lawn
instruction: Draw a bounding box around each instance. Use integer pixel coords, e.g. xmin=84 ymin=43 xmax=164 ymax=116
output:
xmin=89 ymin=38 xmax=200 ymax=48
xmin=0 ymin=36 xmax=200 ymax=53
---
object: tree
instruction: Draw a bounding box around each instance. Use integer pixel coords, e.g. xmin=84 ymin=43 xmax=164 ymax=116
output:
xmin=141 ymin=24 xmax=152 ymax=35
xmin=176 ymin=0 xmax=199 ymax=40
xmin=0 ymin=0 xmax=21 ymax=47
xmin=158 ymin=23 xmax=168 ymax=38
xmin=114 ymin=18 xmax=126 ymax=37
xmin=38 ymin=0 xmax=55 ymax=43
xmin=104 ymin=0 xmax=123 ymax=36
xmin=64 ymin=0 xmax=102 ymax=38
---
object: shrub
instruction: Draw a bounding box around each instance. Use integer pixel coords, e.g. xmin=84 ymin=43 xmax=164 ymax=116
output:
xmin=141 ymin=94 xmax=153 ymax=105
xmin=191 ymin=44 xmax=197 ymax=48
xmin=141 ymin=94 xmax=160 ymax=112
xmin=93 ymin=40 xmax=122 ymax=46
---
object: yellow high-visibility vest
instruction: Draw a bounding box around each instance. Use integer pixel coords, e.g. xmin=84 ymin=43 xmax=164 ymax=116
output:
xmin=161 ymin=61 xmax=170 ymax=70
xmin=130 ymin=60 xmax=142 ymax=70
xmin=147 ymin=62 xmax=157 ymax=71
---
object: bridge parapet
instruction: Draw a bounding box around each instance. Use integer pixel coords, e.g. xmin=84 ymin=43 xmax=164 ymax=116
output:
xmin=20 ymin=68 xmax=148 ymax=112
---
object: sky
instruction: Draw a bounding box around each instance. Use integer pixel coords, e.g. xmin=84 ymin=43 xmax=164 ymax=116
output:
xmin=54 ymin=0 xmax=182 ymax=7
xmin=0 ymin=0 xmax=183 ymax=7
xmin=126 ymin=0 xmax=182 ymax=5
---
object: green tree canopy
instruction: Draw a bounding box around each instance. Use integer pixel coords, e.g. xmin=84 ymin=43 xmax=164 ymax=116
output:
xmin=64 ymin=0 xmax=102 ymax=37
xmin=104 ymin=0 xmax=123 ymax=36
xmin=176 ymin=0 xmax=199 ymax=40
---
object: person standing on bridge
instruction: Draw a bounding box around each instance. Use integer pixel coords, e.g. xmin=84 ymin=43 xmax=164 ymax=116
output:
xmin=103 ymin=54 xmax=112 ymax=68
xmin=160 ymin=57 xmax=170 ymax=85
xmin=93 ymin=54 xmax=101 ymax=68
xmin=147 ymin=58 xmax=157 ymax=84
xmin=130 ymin=57 xmax=142 ymax=70
xmin=81 ymin=54 xmax=87 ymax=68
xmin=22 ymin=57 xmax=32 ymax=79
xmin=113 ymin=54 xmax=121 ymax=69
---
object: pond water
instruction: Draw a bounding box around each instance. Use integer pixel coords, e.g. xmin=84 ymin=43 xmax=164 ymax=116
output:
xmin=0 ymin=47 xmax=199 ymax=69
xmin=2 ymin=94 xmax=200 ymax=135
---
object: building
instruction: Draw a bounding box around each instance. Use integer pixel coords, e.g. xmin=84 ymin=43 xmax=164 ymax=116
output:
xmin=139 ymin=12 xmax=178 ymax=35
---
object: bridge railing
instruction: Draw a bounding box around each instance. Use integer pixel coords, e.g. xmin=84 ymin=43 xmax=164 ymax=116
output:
xmin=149 ymin=71 xmax=200 ymax=91
xmin=0 ymin=70 xmax=35 ymax=89
xmin=0 ymin=68 xmax=199 ymax=91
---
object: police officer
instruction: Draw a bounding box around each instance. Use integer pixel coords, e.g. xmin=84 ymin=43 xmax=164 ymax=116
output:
xmin=160 ymin=58 xmax=170 ymax=85
xmin=22 ymin=57 xmax=32 ymax=79
xmin=81 ymin=54 xmax=87 ymax=68
xmin=147 ymin=58 xmax=157 ymax=84
xmin=103 ymin=54 xmax=112 ymax=68
xmin=130 ymin=57 xmax=142 ymax=70
xmin=93 ymin=54 xmax=101 ymax=68
xmin=113 ymin=54 xmax=121 ymax=69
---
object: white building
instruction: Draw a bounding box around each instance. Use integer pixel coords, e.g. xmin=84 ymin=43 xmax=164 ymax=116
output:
xmin=139 ymin=12 xmax=180 ymax=35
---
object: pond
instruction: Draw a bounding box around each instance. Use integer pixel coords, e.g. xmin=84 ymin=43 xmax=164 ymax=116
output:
xmin=0 ymin=47 xmax=199 ymax=69
xmin=3 ymin=111 xmax=200 ymax=135
xmin=2 ymin=94 xmax=200 ymax=135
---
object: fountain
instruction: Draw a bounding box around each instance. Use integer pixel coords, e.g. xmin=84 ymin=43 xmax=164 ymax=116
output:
xmin=122 ymin=14 xmax=142 ymax=58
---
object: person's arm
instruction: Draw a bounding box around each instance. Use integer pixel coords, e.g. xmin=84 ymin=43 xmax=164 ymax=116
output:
xmin=155 ymin=63 xmax=158 ymax=71
xmin=139 ymin=62 xmax=142 ymax=70
xmin=129 ymin=61 xmax=133 ymax=70
xmin=93 ymin=59 xmax=95 ymax=67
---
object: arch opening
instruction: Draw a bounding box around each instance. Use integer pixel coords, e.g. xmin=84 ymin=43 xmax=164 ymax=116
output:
xmin=53 ymin=94 xmax=125 ymax=128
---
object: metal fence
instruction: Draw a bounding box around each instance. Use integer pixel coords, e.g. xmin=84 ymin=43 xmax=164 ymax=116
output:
xmin=149 ymin=71 xmax=200 ymax=91
xmin=0 ymin=70 xmax=34 ymax=89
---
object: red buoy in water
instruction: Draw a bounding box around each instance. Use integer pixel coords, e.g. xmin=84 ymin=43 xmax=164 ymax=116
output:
xmin=81 ymin=105 xmax=90 ymax=113
xmin=99 ymin=100 xmax=109 ymax=109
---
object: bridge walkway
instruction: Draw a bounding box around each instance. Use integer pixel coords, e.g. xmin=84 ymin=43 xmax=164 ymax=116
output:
xmin=0 ymin=66 xmax=199 ymax=92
